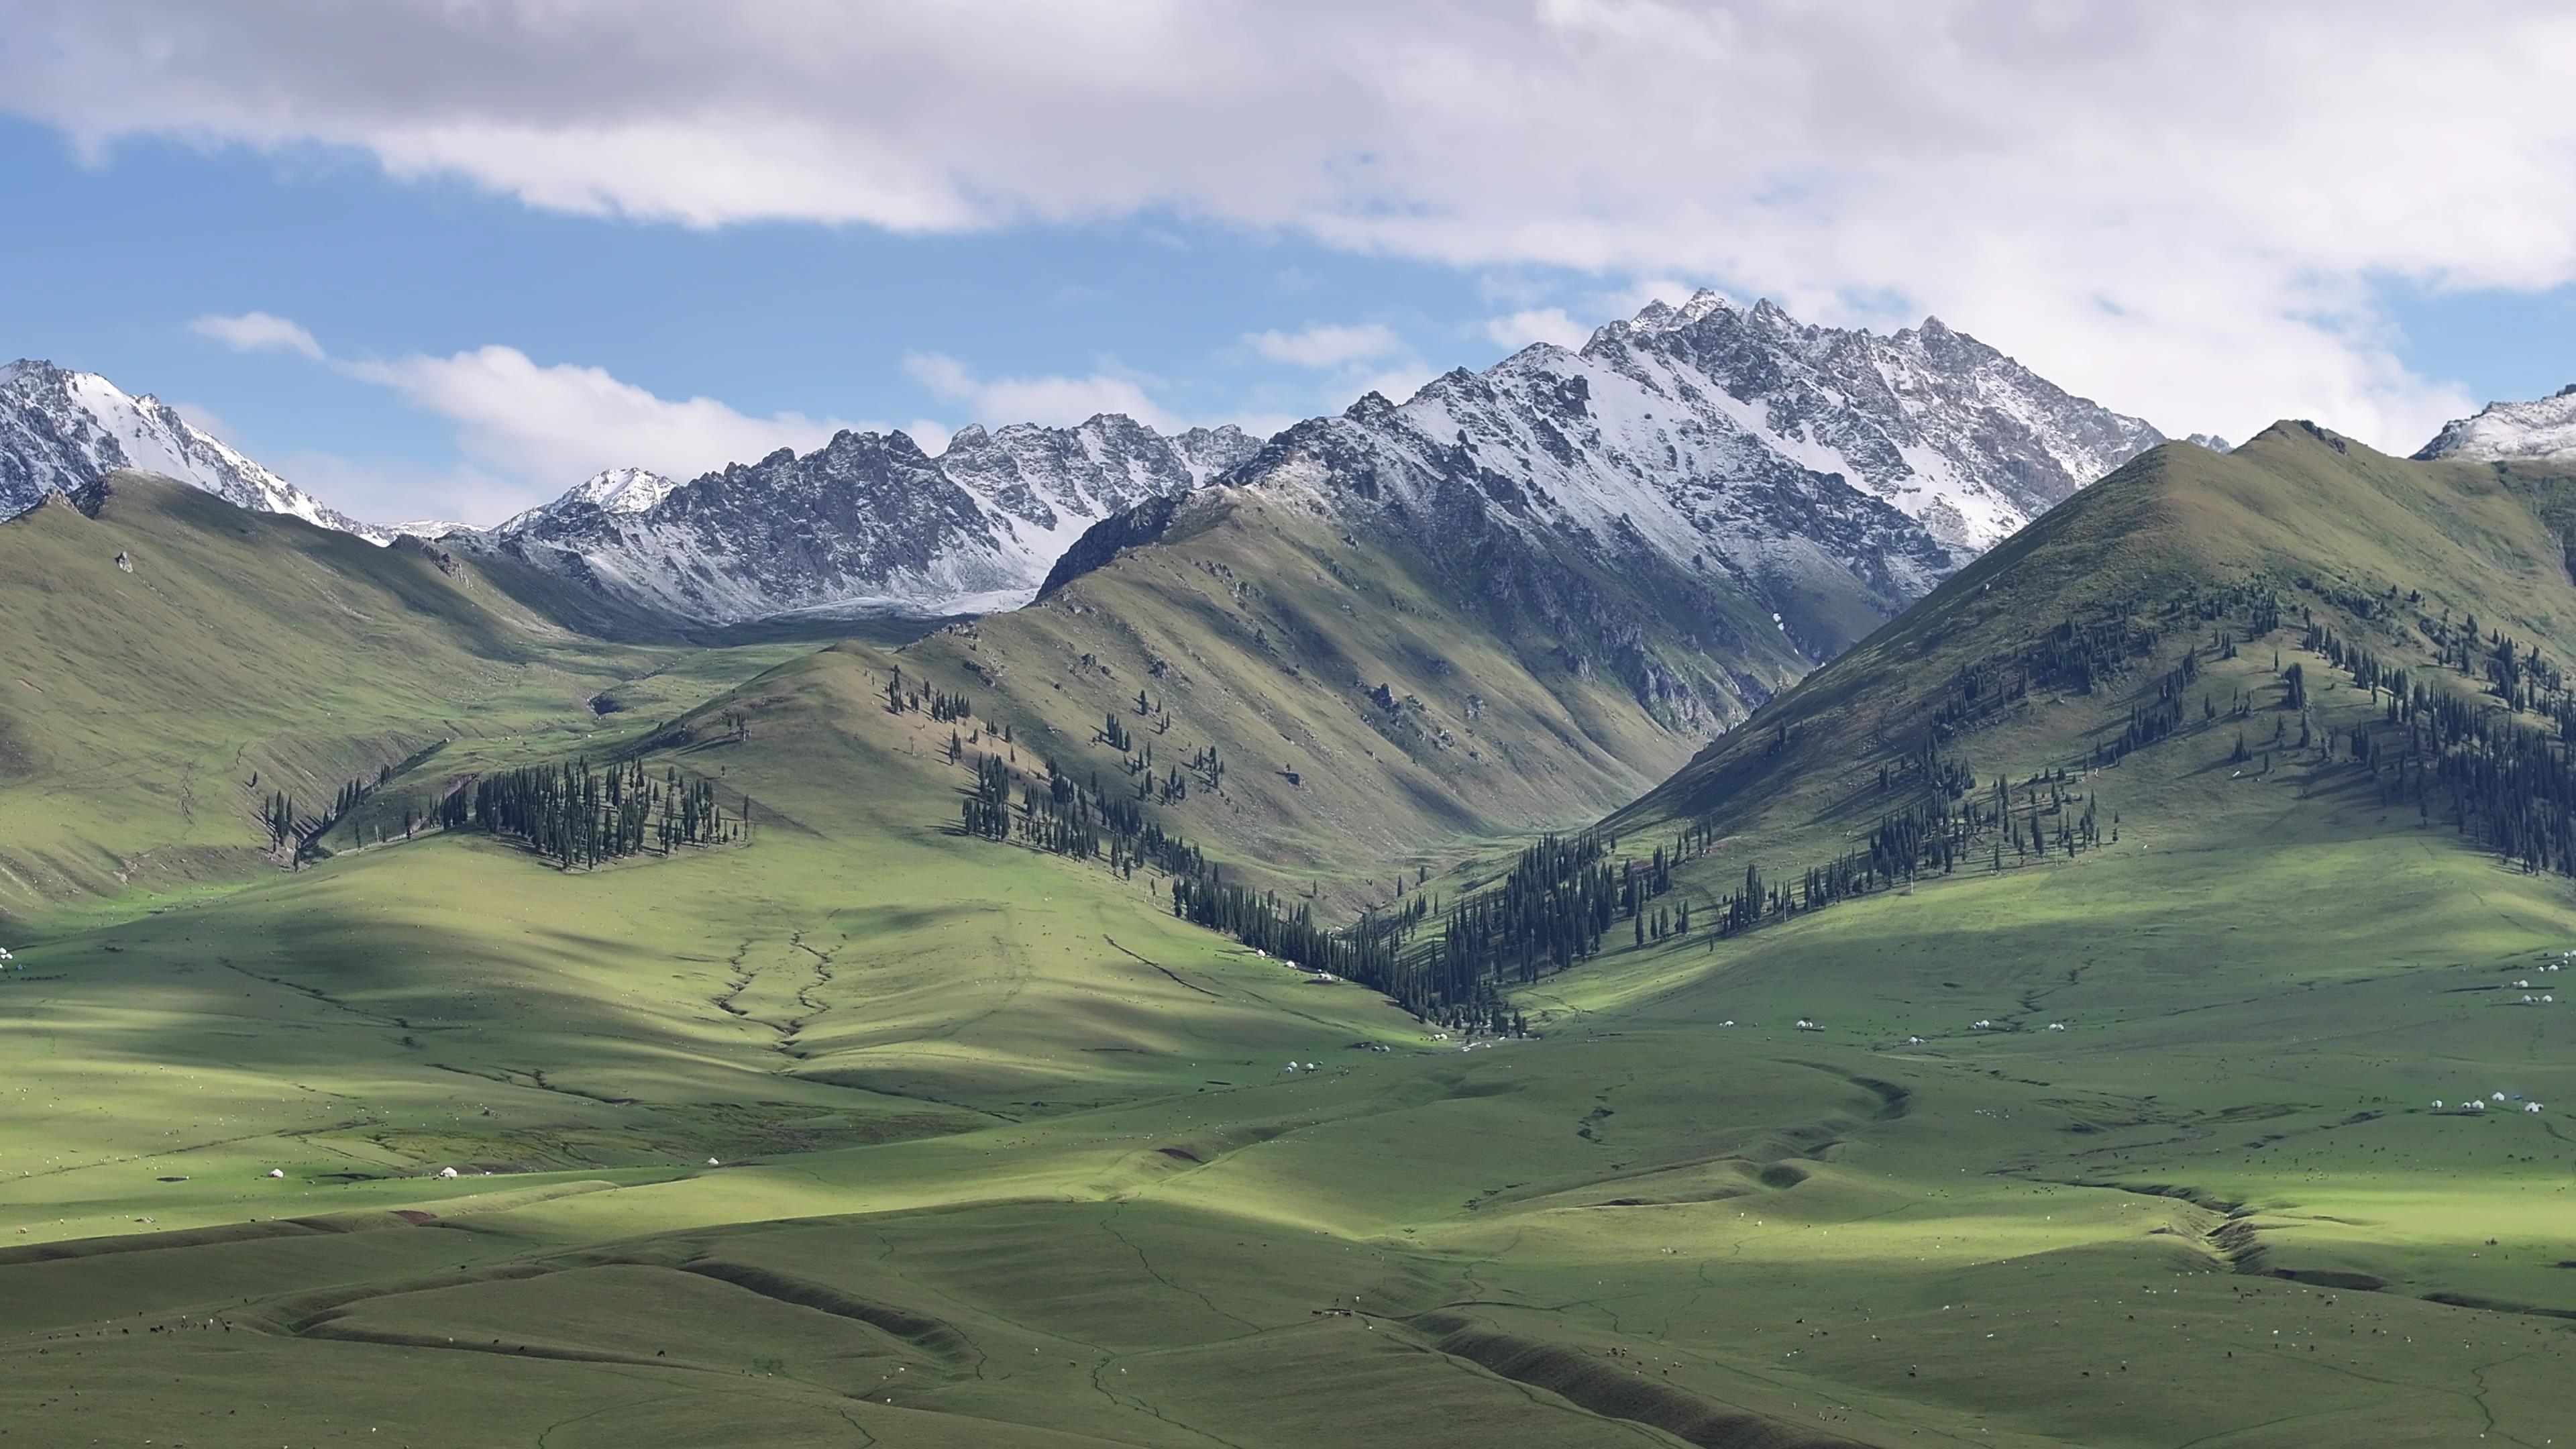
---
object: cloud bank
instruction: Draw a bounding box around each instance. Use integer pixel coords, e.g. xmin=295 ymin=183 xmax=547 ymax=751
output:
xmin=19 ymin=1 xmax=2576 ymax=445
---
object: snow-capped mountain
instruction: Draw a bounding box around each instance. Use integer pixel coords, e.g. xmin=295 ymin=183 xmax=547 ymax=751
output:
xmin=1579 ymin=292 xmax=2159 ymax=551
xmin=2414 ymin=384 xmax=2576 ymax=462
xmin=472 ymin=415 xmax=1260 ymax=621
xmin=481 ymin=293 xmax=2156 ymax=627
xmin=1066 ymin=292 xmax=2158 ymax=637
xmin=0 ymin=359 xmax=380 ymax=539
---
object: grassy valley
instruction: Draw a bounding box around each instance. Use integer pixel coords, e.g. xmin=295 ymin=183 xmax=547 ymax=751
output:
xmin=5 ymin=438 xmax=2576 ymax=1446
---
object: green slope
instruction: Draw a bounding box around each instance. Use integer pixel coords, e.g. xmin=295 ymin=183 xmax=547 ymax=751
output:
xmin=0 ymin=473 xmax=804 ymax=922
xmin=1605 ymin=424 xmax=2576 ymax=845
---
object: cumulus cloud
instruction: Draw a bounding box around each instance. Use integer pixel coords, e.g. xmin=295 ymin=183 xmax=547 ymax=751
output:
xmin=903 ymin=351 xmax=1175 ymax=430
xmin=344 ymin=345 xmax=854 ymax=489
xmin=17 ymin=3 xmax=2576 ymax=445
xmin=1244 ymin=322 xmax=1404 ymax=368
xmin=271 ymin=451 xmax=537 ymax=531
xmin=1482 ymin=308 xmax=1592 ymax=352
xmin=189 ymin=311 xmax=323 ymax=359
xmin=193 ymin=311 xmax=866 ymax=520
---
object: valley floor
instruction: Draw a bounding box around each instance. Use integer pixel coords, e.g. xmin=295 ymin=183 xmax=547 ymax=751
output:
xmin=3 ymin=804 xmax=2573 ymax=1448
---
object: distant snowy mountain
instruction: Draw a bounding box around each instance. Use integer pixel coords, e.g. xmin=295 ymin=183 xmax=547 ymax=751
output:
xmin=479 ymin=294 xmax=2158 ymax=627
xmin=378 ymin=519 xmax=474 ymax=541
xmin=0 ymin=359 xmax=382 ymax=539
xmin=9 ymin=295 xmax=2161 ymax=632
xmin=470 ymin=415 xmax=1262 ymax=622
xmin=2414 ymin=384 xmax=2576 ymax=462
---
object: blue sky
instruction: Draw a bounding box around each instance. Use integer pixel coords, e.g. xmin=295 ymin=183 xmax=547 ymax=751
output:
xmin=0 ymin=117 xmax=1607 ymax=522
xmin=5 ymin=3 xmax=2574 ymax=524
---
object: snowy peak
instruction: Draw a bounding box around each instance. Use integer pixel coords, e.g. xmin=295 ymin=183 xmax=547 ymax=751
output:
xmin=0 ymin=358 xmax=382 ymax=540
xmin=568 ymin=466 xmax=682 ymax=515
xmin=1190 ymin=291 xmax=2164 ymax=669
xmin=2414 ymin=385 xmax=2576 ymax=463
xmin=471 ymin=411 xmax=1263 ymax=623
xmin=1572 ymin=293 xmax=2161 ymax=549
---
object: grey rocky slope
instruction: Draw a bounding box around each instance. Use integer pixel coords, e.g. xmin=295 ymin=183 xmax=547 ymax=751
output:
xmin=0 ymin=358 xmax=379 ymax=538
xmin=2415 ymin=384 xmax=2576 ymax=462
xmin=466 ymin=415 xmax=1258 ymax=621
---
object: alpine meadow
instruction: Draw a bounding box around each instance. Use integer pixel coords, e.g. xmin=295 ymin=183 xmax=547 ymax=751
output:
xmin=7 ymin=9 xmax=2576 ymax=1446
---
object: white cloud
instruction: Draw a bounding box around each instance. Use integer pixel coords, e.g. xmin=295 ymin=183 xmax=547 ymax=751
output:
xmin=25 ymin=3 xmax=2576 ymax=446
xmin=1347 ymin=364 xmax=1438 ymax=407
xmin=189 ymin=311 xmax=323 ymax=359
xmin=1244 ymin=321 xmax=1404 ymax=368
xmin=343 ymin=344 xmax=854 ymax=491
xmin=272 ymin=451 xmax=535 ymax=531
xmin=903 ymin=351 xmax=1175 ymax=430
xmin=1482 ymin=308 xmax=1591 ymax=352
xmin=167 ymin=400 xmax=235 ymax=437
xmin=205 ymin=315 xmax=865 ymax=521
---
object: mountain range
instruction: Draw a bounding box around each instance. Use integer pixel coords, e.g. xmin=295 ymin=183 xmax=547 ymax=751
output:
xmin=1 ymin=293 xmax=2167 ymax=629
xmin=460 ymin=292 xmax=2168 ymax=625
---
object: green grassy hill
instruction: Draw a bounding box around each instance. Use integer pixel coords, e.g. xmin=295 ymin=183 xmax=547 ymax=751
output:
xmin=9 ymin=439 xmax=2576 ymax=1446
xmin=0 ymin=473 xmax=806 ymax=922
xmin=1617 ymin=423 xmax=2576 ymax=848
xmin=890 ymin=480 xmax=1833 ymax=902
